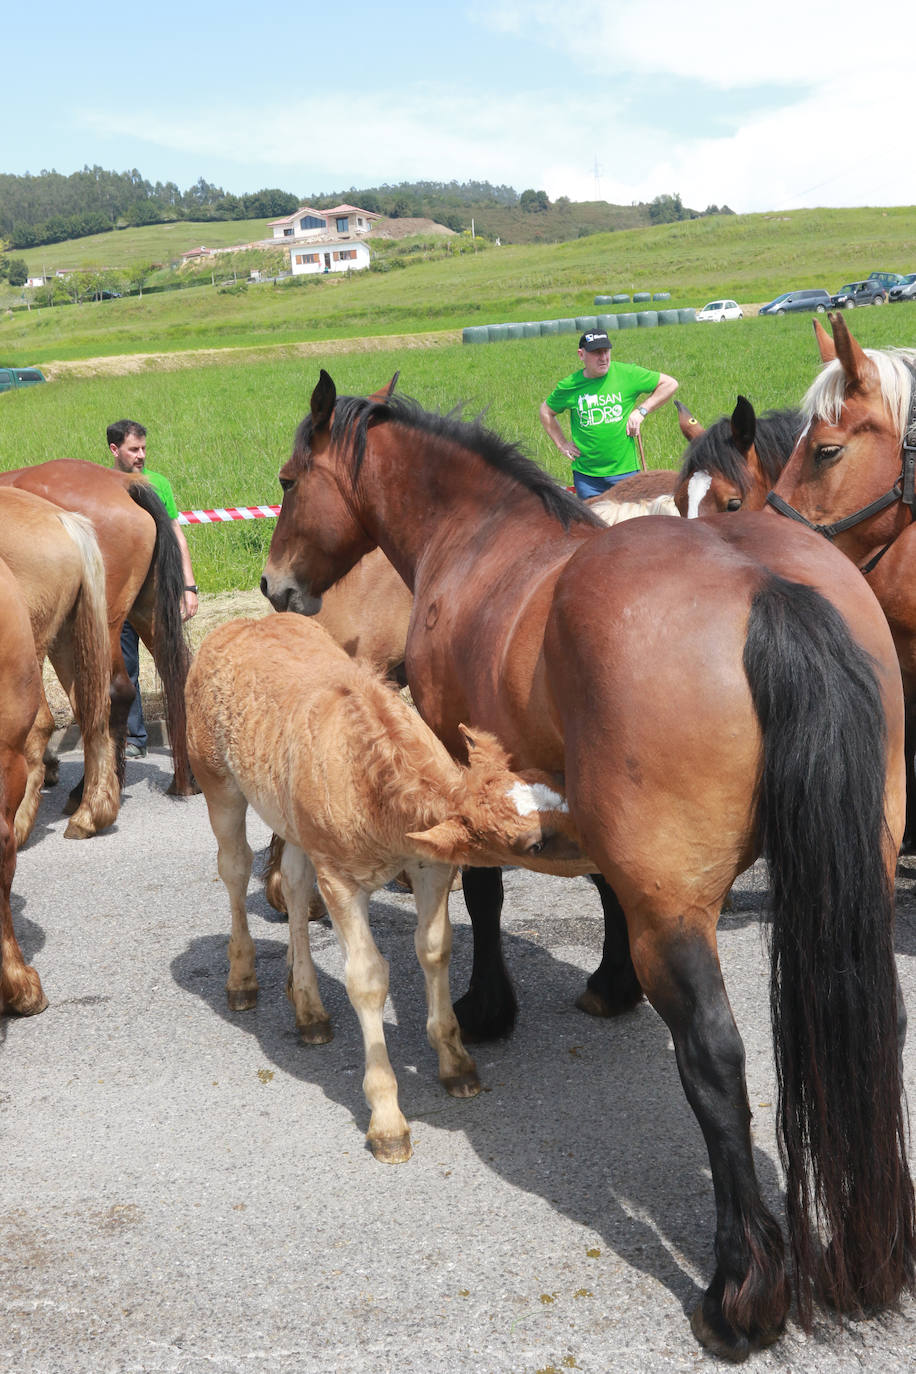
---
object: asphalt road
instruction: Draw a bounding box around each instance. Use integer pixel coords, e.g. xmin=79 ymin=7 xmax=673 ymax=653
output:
xmin=2 ymin=742 xmax=915 ymax=1374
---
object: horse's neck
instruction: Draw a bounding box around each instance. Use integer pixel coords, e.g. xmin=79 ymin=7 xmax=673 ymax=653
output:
xmin=359 ymin=422 xmax=566 ymax=589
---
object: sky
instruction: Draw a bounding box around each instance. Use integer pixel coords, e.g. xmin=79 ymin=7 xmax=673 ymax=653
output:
xmin=4 ymin=0 xmax=912 ymax=216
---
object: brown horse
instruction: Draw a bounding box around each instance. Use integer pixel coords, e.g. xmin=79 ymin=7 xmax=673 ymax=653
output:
xmin=673 ymin=397 xmax=800 ymax=517
xmin=261 ymin=371 xmax=915 ymax=1359
xmin=186 ymin=614 xmax=581 ymax=1162
xmin=767 ymin=312 xmax=916 ymax=847
xmin=0 ymin=488 xmax=118 ymax=844
xmin=0 ymin=460 xmax=194 ymax=797
xmin=0 ymin=555 xmax=45 ymax=1016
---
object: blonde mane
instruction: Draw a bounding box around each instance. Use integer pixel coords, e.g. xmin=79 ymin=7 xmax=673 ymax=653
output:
xmin=803 ymin=346 xmax=916 ymax=442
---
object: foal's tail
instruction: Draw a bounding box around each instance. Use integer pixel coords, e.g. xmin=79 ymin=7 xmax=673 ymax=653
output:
xmin=127 ymin=480 xmax=193 ymax=793
xmin=743 ymin=574 xmax=915 ymax=1327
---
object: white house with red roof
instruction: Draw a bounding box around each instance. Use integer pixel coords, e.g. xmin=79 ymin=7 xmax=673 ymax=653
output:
xmin=268 ymin=203 xmax=378 ymax=275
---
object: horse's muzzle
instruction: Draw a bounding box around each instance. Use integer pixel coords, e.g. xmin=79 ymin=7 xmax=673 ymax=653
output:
xmin=259 ymin=574 xmax=323 ymax=617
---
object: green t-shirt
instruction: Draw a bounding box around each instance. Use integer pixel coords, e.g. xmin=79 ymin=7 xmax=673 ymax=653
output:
xmin=546 ymin=360 xmax=661 ymax=476
xmin=144 ymin=469 xmax=179 ymax=519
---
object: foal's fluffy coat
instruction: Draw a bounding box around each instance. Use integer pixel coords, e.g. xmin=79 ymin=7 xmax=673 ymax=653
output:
xmin=186 ymin=614 xmax=576 ymax=1162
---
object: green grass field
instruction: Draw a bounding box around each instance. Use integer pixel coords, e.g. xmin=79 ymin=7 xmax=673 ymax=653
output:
xmin=2 ymin=205 xmax=915 ymax=364
xmin=1 ymin=204 xmax=915 ymax=593
xmin=3 ymin=302 xmax=914 ymax=594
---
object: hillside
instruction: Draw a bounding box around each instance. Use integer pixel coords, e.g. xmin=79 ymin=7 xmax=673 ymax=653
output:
xmin=2 ymin=205 xmax=914 ymax=368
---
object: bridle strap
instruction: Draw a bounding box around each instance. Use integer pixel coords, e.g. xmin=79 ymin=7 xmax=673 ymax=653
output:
xmin=765 ymin=484 xmax=903 ymax=537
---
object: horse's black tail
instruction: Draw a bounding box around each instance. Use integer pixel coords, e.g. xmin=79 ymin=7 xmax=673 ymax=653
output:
xmin=743 ymin=574 xmax=915 ymax=1327
xmin=127 ymin=480 xmax=193 ymax=793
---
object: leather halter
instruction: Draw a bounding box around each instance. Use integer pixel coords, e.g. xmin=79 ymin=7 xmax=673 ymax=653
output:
xmin=766 ymin=362 xmax=916 ymax=574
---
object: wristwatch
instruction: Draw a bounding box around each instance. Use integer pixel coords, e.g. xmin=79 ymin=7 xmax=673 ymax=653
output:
xmin=636 ymin=405 xmax=649 ymax=417
xmin=184 ymin=584 xmax=198 ymax=593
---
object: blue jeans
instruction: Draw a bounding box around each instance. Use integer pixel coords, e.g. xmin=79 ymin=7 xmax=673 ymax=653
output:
xmin=120 ymin=619 xmax=147 ymax=749
xmin=572 ymin=469 xmax=639 ymax=499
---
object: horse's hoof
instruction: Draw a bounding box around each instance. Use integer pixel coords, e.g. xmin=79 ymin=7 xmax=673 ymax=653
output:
xmin=441 ymin=1069 xmax=481 ymax=1098
xmin=689 ymin=1302 xmax=751 ymax=1363
xmin=63 ymin=818 xmax=95 ymax=840
xmin=575 ymin=983 xmax=643 ymax=1018
xmin=298 ymin=1018 xmax=333 ymax=1045
xmin=3 ymin=978 xmax=49 ymax=1017
xmin=227 ymin=987 xmax=258 ymax=1011
xmin=43 ymin=759 xmax=60 ymax=787
xmin=369 ymin=1132 xmax=412 ymax=1164
xmin=453 ymin=984 xmax=517 ymax=1043
xmin=166 ymin=777 xmax=202 ymax=798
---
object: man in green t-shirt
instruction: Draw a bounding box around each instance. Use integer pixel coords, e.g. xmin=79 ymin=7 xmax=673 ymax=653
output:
xmin=108 ymin=419 xmax=199 ymax=758
xmin=539 ymin=330 xmax=678 ymax=498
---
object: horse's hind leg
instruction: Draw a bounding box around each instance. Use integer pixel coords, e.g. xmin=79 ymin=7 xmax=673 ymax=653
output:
xmin=200 ymin=775 xmax=258 ymax=1011
xmin=453 ymin=866 xmax=517 ymax=1041
xmin=14 ymin=688 xmax=54 ymax=849
xmin=1 ymin=749 xmax=47 ymax=1015
xmin=630 ymin=912 xmax=788 ymax=1360
xmin=316 ymin=866 xmax=411 ymax=1163
xmin=576 ymin=873 xmax=644 ymax=1018
xmin=281 ymin=842 xmax=331 ymax=1044
xmin=405 ymin=860 xmax=480 ymax=1097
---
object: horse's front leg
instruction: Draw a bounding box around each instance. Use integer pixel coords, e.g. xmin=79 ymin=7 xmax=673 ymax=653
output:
xmin=576 ymin=873 xmax=644 ymax=1018
xmin=453 ymin=866 xmax=517 ymax=1041
xmin=635 ymin=920 xmax=789 ymax=1361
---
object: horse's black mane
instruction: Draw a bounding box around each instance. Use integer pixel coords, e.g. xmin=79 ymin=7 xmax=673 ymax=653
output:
xmin=308 ymin=392 xmax=605 ymax=532
xmin=678 ymin=408 xmax=802 ymax=494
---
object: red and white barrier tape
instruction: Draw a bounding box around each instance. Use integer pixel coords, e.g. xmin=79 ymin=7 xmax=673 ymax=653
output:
xmin=178 ymin=504 xmax=281 ymax=525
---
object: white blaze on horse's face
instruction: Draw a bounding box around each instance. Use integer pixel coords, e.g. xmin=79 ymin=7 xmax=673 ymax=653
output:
xmin=508 ymin=781 xmax=569 ymax=816
xmin=687 ymin=469 xmax=713 ymax=518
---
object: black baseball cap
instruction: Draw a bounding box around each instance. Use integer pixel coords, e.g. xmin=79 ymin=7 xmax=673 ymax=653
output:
xmin=579 ymin=331 xmax=611 ymax=351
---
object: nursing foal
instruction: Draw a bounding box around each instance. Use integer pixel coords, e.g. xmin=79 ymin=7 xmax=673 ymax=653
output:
xmin=186 ymin=614 xmax=581 ymax=1163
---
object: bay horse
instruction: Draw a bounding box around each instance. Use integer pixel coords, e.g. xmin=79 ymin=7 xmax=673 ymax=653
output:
xmin=0 ymin=460 xmax=194 ymax=797
xmin=260 ymin=370 xmax=915 ymax=1359
xmin=673 ymin=397 xmax=800 ymax=517
xmin=186 ymin=614 xmax=581 ymax=1163
xmin=767 ymin=312 xmax=916 ymax=848
xmin=0 ymin=488 xmax=118 ymax=845
xmin=0 ymin=555 xmax=45 ymax=1016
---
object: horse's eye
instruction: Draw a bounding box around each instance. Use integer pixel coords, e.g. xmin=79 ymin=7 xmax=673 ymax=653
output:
xmin=725 ymin=498 xmax=743 ymax=512
xmin=526 ymin=838 xmax=545 ymax=856
xmin=279 ymin=476 xmax=294 ymax=493
xmin=814 ymin=444 xmax=842 ymax=469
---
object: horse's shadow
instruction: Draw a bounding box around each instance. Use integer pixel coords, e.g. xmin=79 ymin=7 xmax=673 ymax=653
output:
xmin=170 ymin=861 xmax=785 ymax=1324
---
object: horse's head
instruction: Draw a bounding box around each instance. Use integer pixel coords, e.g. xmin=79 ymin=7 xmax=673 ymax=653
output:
xmin=769 ymin=314 xmax=916 ymax=551
xmin=673 ymin=397 xmax=769 ymax=516
xmin=406 ymin=724 xmax=586 ymax=869
xmin=261 ymin=370 xmax=399 ymax=614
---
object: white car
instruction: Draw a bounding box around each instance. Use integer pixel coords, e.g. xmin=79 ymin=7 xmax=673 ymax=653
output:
xmin=696 ymin=299 xmax=743 ymax=322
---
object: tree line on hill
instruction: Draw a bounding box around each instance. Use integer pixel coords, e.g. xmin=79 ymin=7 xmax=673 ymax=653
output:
xmin=0 ymin=165 xmax=734 ymax=253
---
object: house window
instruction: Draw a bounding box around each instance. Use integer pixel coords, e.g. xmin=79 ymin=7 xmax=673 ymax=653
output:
xmin=300 ymin=215 xmax=326 ymax=231
xmin=336 ymin=217 xmax=349 ymax=233
xmin=296 ymin=253 xmax=319 ymax=265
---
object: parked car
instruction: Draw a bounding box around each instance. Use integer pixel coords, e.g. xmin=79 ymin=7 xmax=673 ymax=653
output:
xmin=696 ymin=299 xmax=743 ymax=322
xmin=889 ymin=274 xmax=916 ymax=303
xmin=829 ymin=280 xmax=887 ymax=308
xmin=868 ymin=271 xmax=906 ymax=292
xmin=758 ymin=288 xmax=832 ymax=316
xmin=0 ymin=365 xmax=46 ymax=394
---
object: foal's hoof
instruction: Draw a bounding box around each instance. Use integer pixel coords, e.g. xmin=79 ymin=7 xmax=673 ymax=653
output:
xmin=298 ymin=1018 xmax=333 ymax=1046
xmin=369 ymin=1132 xmax=412 ymax=1164
xmin=3 ymin=973 xmax=49 ymax=1017
xmin=227 ymin=986 xmax=258 ymax=1012
xmin=442 ymin=1069 xmax=481 ymax=1098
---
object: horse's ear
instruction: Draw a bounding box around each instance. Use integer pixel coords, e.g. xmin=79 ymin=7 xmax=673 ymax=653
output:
xmin=730 ymin=395 xmax=757 ymax=454
xmin=406 ymin=819 xmax=470 ymax=864
xmin=827 ymin=311 xmax=876 ymax=393
xmin=458 ymin=722 xmax=509 ymax=771
xmin=310 ymin=370 xmax=336 ymax=432
xmin=367 ymin=373 xmax=399 ymax=404
xmin=813 ymin=316 xmax=837 ymax=362
xmin=675 ymin=399 xmax=705 ymax=441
